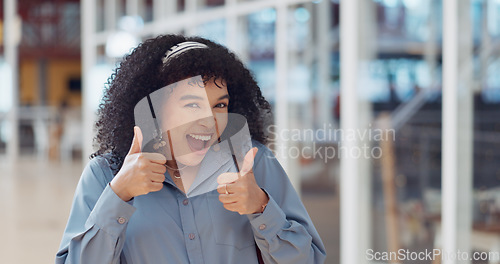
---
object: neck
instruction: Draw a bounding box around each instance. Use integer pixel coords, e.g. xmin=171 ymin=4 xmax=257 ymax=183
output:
xmin=165 ymin=160 xmax=183 ymax=170
xmin=166 ymin=163 xmax=200 ymax=194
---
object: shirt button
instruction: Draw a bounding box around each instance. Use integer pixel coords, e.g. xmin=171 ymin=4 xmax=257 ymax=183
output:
xmin=259 ymin=224 xmax=266 ymax=230
xmin=188 ymin=233 xmax=195 ymax=240
xmin=183 ymin=199 xmax=189 ymax=206
xmin=117 ymin=217 xmax=127 ymax=224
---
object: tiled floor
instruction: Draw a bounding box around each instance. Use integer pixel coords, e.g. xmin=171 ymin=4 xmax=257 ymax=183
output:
xmin=0 ymin=157 xmax=338 ymax=264
xmin=0 ymin=158 xmax=83 ymax=264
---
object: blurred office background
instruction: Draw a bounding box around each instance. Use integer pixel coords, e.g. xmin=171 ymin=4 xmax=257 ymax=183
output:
xmin=1 ymin=0 xmax=500 ymax=263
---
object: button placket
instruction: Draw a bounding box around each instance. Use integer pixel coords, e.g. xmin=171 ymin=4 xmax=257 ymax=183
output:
xmin=178 ymin=196 xmax=203 ymax=264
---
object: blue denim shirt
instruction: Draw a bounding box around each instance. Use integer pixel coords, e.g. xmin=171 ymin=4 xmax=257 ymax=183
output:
xmin=56 ymin=141 xmax=326 ymax=263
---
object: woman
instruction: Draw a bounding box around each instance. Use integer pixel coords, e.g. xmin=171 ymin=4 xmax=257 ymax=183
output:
xmin=56 ymin=35 xmax=326 ymax=264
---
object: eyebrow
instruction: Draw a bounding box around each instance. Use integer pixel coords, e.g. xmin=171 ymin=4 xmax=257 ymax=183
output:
xmin=180 ymin=95 xmax=204 ymax=101
xmin=218 ymin=94 xmax=230 ymax=101
xmin=179 ymin=94 xmax=230 ymax=101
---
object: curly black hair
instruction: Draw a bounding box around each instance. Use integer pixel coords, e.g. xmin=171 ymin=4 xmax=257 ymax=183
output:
xmin=91 ymin=34 xmax=272 ymax=174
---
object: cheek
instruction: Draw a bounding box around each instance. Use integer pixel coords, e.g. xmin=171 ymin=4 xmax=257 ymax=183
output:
xmin=215 ymin=115 xmax=229 ymax=132
xmin=163 ymin=115 xmax=181 ymax=131
xmin=162 ymin=107 xmax=192 ymax=130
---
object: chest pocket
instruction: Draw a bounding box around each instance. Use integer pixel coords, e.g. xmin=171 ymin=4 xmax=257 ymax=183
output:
xmin=206 ymin=192 xmax=255 ymax=250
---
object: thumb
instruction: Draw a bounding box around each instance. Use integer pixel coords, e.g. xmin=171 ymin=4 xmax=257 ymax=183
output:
xmin=128 ymin=126 xmax=143 ymax=155
xmin=240 ymin=147 xmax=258 ymax=176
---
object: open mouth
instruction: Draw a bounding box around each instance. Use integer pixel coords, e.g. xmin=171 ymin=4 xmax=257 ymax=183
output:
xmin=186 ymin=133 xmax=212 ymax=153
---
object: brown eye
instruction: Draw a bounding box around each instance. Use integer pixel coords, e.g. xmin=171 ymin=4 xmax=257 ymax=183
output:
xmin=215 ymin=103 xmax=228 ymax=108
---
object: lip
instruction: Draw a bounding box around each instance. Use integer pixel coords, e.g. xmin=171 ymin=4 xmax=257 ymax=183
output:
xmin=186 ymin=133 xmax=213 ymax=156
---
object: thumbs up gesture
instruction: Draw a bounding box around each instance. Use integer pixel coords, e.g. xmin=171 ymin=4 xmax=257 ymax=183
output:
xmin=110 ymin=126 xmax=167 ymax=201
xmin=216 ymin=148 xmax=269 ymax=215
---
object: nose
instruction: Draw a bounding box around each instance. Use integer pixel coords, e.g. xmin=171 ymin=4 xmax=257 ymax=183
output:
xmin=196 ymin=114 xmax=216 ymax=129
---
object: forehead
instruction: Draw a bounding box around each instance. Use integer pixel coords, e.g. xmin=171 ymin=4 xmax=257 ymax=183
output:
xmin=170 ymin=77 xmax=228 ymax=99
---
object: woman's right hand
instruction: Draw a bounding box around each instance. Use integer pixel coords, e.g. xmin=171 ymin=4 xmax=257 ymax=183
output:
xmin=110 ymin=126 xmax=167 ymax=201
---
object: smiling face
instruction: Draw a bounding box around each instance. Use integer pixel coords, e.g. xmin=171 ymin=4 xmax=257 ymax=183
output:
xmin=161 ymin=77 xmax=229 ymax=166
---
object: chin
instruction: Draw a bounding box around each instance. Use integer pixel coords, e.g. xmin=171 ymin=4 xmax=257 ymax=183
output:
xmin=175 ymin=153 xmax=205 ymax=167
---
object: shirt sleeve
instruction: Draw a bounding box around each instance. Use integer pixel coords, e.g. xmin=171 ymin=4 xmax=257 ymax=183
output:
xmin=55 ymin=157 xmax=136 ymax=264
xmin=247 ymin=142 xmax=327 ymax=264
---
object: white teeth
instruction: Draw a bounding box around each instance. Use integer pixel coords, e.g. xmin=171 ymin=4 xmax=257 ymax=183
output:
xmin=188 ymin=134 xmax=212 ymax=141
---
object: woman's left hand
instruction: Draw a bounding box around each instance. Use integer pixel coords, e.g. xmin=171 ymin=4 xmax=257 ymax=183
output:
xmin=217 ymin=148 xmax=269 ymax=215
